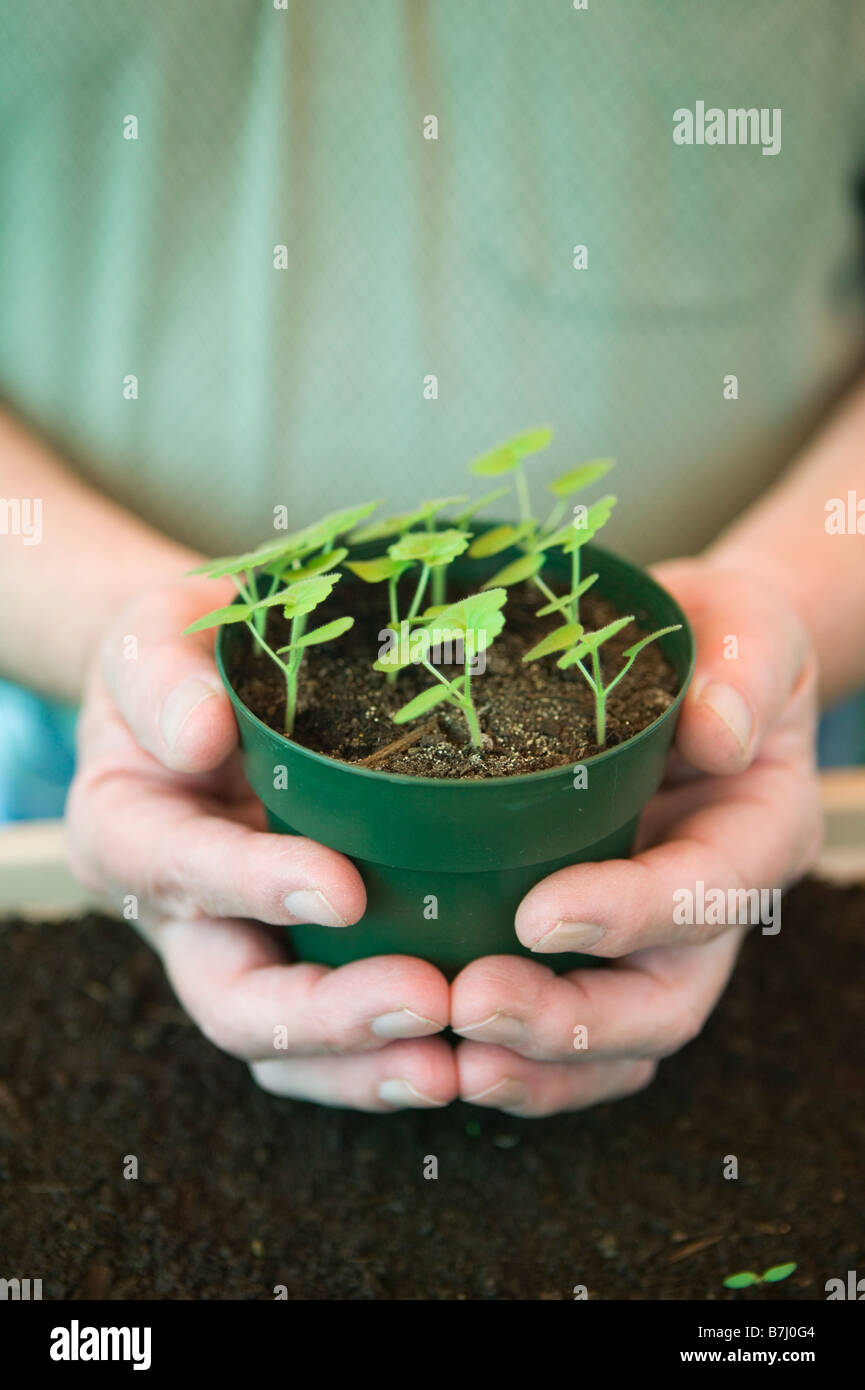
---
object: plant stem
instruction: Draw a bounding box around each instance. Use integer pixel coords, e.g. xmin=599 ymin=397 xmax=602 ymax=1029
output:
xmin=406 ymin=564 xmax=431 ymax=622
xmin=461 ymin=662 xmax=483 ymax=748
xmin=531 ymin=573 xmax=559 ymax=606
xmin=591 ymin=647 xmax=606 ymax=747
xmin=570 ymin=546 xmax=581 ymax=624
xmin=284 ymin=615 xmax=304 ymax=736
xmin=251 ymin=570 xmax=280 ymax=650
xmin=431 ymin=565 xmax=446 ymax=607
xmin=245 ymin=618 xmax=282 ymax=666
xmin=426 ymin=515 xmax=446 ymax=606
xmin=541 ymin=498 xmax=565 ymax=534
xmin=385 ymin=576 xmax=400 ymax=684
xmin=234 ymin=572 xmax=255 ymax=606
xmin=420 ymin=657 xmax=455 ymax=692
xmin=603 ymin=654 xmax=635 ymax=699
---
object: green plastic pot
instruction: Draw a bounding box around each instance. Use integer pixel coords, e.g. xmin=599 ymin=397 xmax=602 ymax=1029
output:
xmin=216 ymin=539 xmax=695 ymax=977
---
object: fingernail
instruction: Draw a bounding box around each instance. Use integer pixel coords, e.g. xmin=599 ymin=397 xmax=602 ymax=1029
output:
xmin=160 ymin=678 xmax=221 ymax=752
xmin=464 ymin=1078 xmax=530 ymax=1111
xmin=283 ymin=889 xmax=347 ymax=928
xmin=532 ymin=921 xmax=605 ymax=953
xmin=698 ymin=681 xmax=753 ymax=757
xmin=378 ymin=1079 xmax=447 ymax=1109
xmin=370 ymin=1009 xmax=443 ymax=1040
xmin=454 ymin=1011 xmax=529 ymax=1046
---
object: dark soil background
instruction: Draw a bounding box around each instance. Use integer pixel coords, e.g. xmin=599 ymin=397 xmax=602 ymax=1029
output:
xmin=229 ymin=584 xmax=678 ymax=777
xmin=1 ymin=878 xmax=863 ymax=1301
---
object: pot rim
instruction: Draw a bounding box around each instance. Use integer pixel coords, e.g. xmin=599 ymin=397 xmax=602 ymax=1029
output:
xmin=215 ymin=541 xmax=696 ymax=791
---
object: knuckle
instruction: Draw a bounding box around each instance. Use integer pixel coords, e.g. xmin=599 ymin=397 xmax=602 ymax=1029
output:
xmin=64 ymin=781 xmax=106 ymax=894
xmin=624 ymin=1059 xmax=658 ymax=1095
xmin=195 ymin=1008 xmax=248 ymax=1059
xmin=660 ymin=1002 xmax=706 ymax=1055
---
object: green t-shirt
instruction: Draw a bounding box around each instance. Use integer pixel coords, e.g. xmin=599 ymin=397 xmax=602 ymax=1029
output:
xmin=1 ymin=0 xmax=865 ymax=562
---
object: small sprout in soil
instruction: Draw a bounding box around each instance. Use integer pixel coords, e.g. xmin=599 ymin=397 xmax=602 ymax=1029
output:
xmin=534 ymin=617 xmax=682 ymax=749
xmin=723 ymin=1263 xmax=798 ymax=1290
xmin=189 ymin=499 xmax=379 ymax=650
xmin=467 ymin=429 xmax=617 ymax=624
xmin=186 ymin=430 xmax=680 ymax=764
xmin=534 ymin=491 xmax=617 ymax=625
xmin=349 ymin=495 xmax=469 ymax=604
xmin=416 ymin=496 xmax=470 ymax=605
xmin=387 ymin=528 xmax=471 ymax=623
xmin=186 ymin=571 xmax=351 ymax=737
xmin=348 ymin=528 xmax=471 ymax=681
xmin=375 ymin=588 xmax=507 ymax=749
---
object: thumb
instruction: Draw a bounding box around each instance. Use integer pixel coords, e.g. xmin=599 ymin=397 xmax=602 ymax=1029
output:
xmin=652 ymin=558 xmax=812 ymax=776
xmin=102 ymin=577 xmax=240 ymax=773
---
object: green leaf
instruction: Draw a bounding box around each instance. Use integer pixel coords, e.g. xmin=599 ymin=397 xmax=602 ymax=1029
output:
xmin=428 ymin=589 xmax=507 ymax=639
xmin=468 ymin=523 xmax=533 ymax=558
xmin=189 ymin=536 xmax=303 ymax=580
xmin=723 ymin=1272 xmax=760 ymax=1290
xmin=538 ymin=495 xmax=618 ymax=553
xmin=393 ymin=676 xmax=466 ymax=724
xmin=281 ymin=572 xmax=341 ymax=619
xmin=761 ymin=1263 xmax=797 ymax=1284
xmin=351 ymin=497 xmax=469 ymax=544
xmin=295 ymin=501 xmax=381 ymax=552
xmin=192 ymin=505 xmax=380 ymax=581
xmin=373 ymin=623 xmax=431 ymax=672
xmin=482 ymin=551 xmax=543 ymax=588
xmin=345 ymin=556 xmax=406 ymax=584
xmin=388 ymin=528 xmax=470 ymax=567
xmin=183 ymin=603 xmax=252 ymax=633
xmin=557 ymin=615 xmax=635 ymax=669
xmin=412 ymin=495 xmax=470 ymax=522
xmin=415 ymin=604 xmax=450 ymax=622
xmin=453 ymin=485 xmax=510 ymax=523
xmin=510 ymin=426 xmax=554 ymax=460
xmin=523 ymin=623 xmax=583 ymax=662
xmin=350 ymin=511 xmax=419 ymax=544
xmin=468 ymin=443 xmax=521 ymax=479
xmin=622 ymin=624 xmax=682 ymax=661
xmin=278 ymin=616 xmax=354 ymax=650
xmin=536 ymin=522 xmax=576 ymax=552
xmin=547 ymin=458 xmax=614 ymax=499
xmin=279 ymin=547 xmax=348 ymax=582
xmin=536 ymin=574 xmax=599 ymax=617
xmin=468 ymin=427 xmax=553 ymax=477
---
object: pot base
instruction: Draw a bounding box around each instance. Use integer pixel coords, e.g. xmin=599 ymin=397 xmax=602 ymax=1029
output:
xmin=273 ymin=808 xmax=638 ymax=977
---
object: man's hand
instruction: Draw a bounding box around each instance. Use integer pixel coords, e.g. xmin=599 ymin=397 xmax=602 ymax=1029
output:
xmin=450 ymin=560 xmax=823 ymax=1115
xmin=65 ymin=578 xmax=456 ymax=1111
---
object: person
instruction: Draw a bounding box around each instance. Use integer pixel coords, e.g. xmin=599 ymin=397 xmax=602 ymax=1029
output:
xmin=1 ymin=1 xmax=864 ymax=1113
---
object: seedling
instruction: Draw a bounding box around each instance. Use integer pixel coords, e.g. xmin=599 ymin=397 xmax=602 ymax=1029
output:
xmin=526 ymin=616 xmax=681 ymax=748
xmin=352 ymin=496 xmax=470 ymax=606
xmin=184 ymin=571 xmax=352 ymax=736
xmin=723 ymin=1263 xmax=797 ymax=1290
xmin=184 ymin=433 xmax=681 ymax=760
xmin=375 ymin=589 xmax=507 ymax=749
xmin=350 ymin=495 xmax=467 ymax=547
xmin=534 ymin=492 xmax=617 ymax=625
xmin=348 ymin=528 xmax=470 ymax=626
xmin=467 ymin=429 xmax=616 ymax=623
xmin=189 ymin=500 xmax=378 ymax=649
